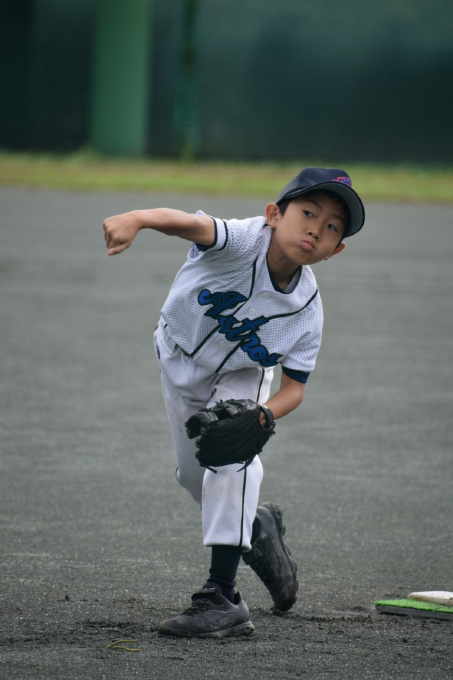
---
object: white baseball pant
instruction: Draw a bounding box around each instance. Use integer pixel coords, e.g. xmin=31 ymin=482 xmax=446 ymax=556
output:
xmin=154 ymin=321 xmax=273 ymax=550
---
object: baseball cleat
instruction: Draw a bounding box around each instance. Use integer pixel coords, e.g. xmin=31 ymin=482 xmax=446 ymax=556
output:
xmin=158 ymin=583 xmax=255 ymax=638
xmin=243 ymin=501 xmax=298 ymax=612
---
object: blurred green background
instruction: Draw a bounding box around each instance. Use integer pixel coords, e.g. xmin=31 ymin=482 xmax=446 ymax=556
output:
xmin=1 ymin=0 xmax=452 ymax=164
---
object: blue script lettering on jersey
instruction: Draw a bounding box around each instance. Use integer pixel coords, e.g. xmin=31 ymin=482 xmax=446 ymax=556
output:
xmin=198 ymin=289 xmax=282 ymax=367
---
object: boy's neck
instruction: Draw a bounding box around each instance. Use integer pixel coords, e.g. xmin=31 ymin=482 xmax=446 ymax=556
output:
xmin=266 ymin=253 xmax=300 ymax=292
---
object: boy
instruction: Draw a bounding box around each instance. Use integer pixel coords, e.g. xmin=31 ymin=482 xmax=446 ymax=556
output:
xmin=103 ymin=166 xmax=365 ymax=638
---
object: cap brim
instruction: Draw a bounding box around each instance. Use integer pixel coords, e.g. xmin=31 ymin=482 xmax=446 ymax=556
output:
xmin=278 ymin=181 xmax=365 ymax=238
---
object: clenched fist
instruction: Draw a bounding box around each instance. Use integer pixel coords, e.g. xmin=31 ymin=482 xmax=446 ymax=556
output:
xmin=103 ymin=210 xmax=142 ymax=256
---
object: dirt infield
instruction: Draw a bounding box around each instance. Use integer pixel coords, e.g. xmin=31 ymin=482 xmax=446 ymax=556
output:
xmin=1 ymin=189 xmax=452 ymax=679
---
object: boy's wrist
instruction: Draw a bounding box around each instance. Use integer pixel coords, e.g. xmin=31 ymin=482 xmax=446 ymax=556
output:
xmin=132 ymin=210 xmax=147 ymax=230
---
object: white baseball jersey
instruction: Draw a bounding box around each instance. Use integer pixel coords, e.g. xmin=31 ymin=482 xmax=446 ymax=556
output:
xmin=160 ymin=211 xmax=324 ymax=382
xmin=162 ymin=211 xmax=323 ymax=381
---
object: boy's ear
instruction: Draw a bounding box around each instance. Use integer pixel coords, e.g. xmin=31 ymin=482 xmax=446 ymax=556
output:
xmin=324 ymin=241 xmax=346 ymax=260
xmin=265 ymin=202 xmax=280 ymax=227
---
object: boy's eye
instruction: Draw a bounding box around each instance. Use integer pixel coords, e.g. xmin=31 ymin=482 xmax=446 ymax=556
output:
xmin=303 ymin=210 xmax=314 ymax=217
xmin=327 ymin=223 xmax=339 ymax=232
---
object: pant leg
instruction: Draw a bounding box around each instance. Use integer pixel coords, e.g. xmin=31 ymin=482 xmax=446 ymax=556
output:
xmin=154 ymin=322 xmax=215 ymax=507
xmin=202 ymin=366 xmax=274 ymax=550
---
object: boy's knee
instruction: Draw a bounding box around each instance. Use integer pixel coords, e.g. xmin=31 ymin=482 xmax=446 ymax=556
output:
xmin=176 ymin=466 xmax=203 ymax=506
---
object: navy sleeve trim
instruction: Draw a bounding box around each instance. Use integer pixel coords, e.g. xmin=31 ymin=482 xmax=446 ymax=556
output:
xmin=195 ymin=217 xmax=218 ymax=251
xmin=282 ymin=366 xmax=310 ymax=383
xmin=218 ymin=220 xmax=229 ymax=250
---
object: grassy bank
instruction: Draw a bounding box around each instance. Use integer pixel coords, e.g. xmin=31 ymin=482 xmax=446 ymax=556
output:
xmin=0 ymin=151 xmax=452 ymax=202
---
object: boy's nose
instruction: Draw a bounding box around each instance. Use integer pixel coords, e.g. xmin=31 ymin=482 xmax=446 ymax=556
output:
xmin=307 ymin=225 xmax=320 ymax=239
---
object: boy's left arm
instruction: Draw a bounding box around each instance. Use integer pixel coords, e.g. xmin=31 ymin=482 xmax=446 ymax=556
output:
xmin=260 ymin=372 xmax=305 ymax=426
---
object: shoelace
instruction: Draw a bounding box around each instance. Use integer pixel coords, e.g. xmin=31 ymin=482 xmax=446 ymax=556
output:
xmin=183 ymin=596 xmax=217 ymax=617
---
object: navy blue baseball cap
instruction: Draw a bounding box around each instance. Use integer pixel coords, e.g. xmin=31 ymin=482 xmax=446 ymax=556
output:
xmin=276 ymin=167 xmax=365 ymax=237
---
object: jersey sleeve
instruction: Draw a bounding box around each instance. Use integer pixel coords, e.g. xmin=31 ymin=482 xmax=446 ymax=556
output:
xmin=280 ymin=293 xmax=324 ymax=375
xmin=189 ymin=211 xmax=266 ymax=263
xmin=282 ymin=367 xmax=311 ymax=383
xmin=191 ymin=211 xmax=229 ymax=253
xmin=193 ymin=213 xmax=225 ymax=252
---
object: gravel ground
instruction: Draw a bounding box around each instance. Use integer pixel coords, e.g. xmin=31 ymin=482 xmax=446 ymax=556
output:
xmin=1 ymin=189 xmax=452 ymax=679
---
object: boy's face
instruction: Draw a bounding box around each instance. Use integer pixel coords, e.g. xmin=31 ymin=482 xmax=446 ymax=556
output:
xmin=266 ymin=193 xmax=346 ymax=269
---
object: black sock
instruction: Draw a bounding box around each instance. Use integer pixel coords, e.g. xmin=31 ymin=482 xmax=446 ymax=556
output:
xmin=208 ymin=545 xmax=243 ymax=603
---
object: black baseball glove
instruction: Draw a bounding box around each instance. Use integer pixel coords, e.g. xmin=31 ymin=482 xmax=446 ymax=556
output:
xmin=185 ymin=399 xmax=276 ymax=472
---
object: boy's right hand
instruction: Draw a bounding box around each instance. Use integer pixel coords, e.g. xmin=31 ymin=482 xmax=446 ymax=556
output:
xmin=103 ymin=211 xmax=142 ymax=256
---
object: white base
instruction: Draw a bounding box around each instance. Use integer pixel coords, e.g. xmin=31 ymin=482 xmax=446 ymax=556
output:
xmin=408 ymin=591 xmax=453 ymax=606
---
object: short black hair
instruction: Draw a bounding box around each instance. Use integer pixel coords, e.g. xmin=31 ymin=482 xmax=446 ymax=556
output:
xmin=278 ymin=189 xmax=350 ymax=240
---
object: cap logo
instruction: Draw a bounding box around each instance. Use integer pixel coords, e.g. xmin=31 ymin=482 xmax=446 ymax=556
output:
xmin=332 ymin=176 xmax=352 ymax=187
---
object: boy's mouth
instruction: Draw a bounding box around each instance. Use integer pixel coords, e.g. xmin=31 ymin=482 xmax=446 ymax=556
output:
xmin=300 ymin=240 xmax=315 ymax=251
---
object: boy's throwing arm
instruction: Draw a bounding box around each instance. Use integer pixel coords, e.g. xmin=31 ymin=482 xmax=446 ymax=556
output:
xmin=103 ymin=208 xmax=215 ymax=256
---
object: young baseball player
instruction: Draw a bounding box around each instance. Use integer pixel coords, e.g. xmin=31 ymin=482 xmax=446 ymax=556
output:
xmin=103 ymin=167 xmax=365 ymax=638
